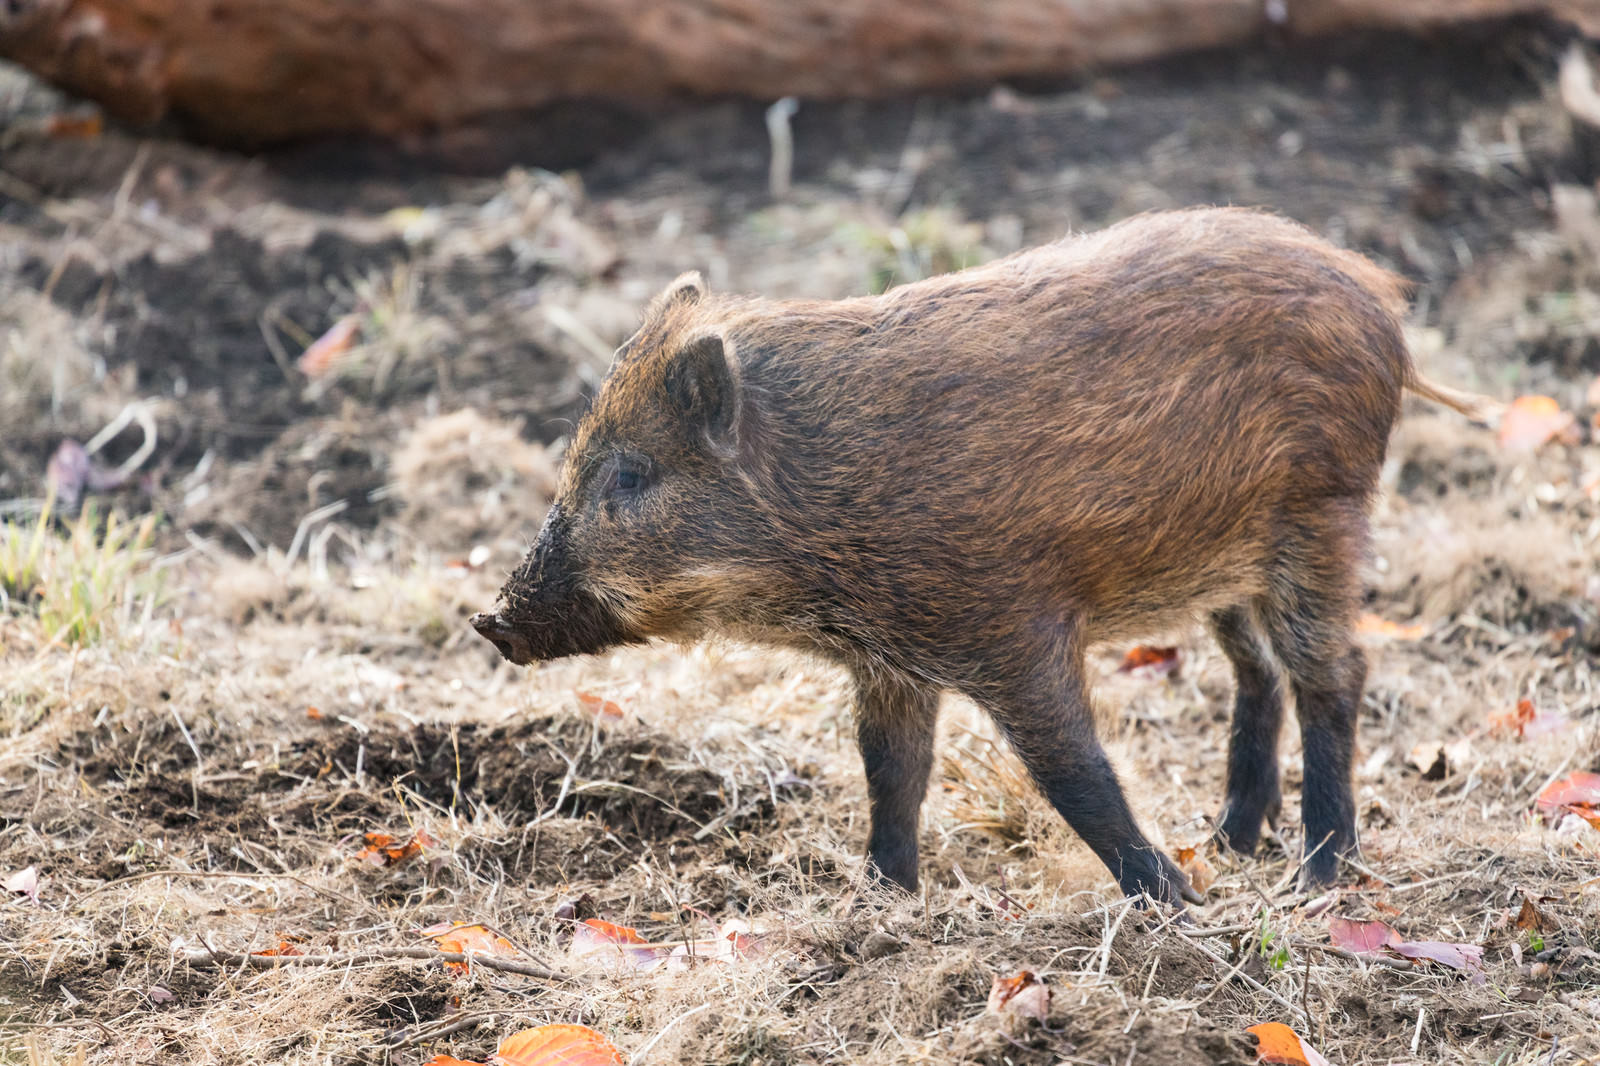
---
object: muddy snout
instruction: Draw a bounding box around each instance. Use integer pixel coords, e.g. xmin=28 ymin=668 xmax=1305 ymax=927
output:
xmin=469 ymin=611 xmax=535 ymax=665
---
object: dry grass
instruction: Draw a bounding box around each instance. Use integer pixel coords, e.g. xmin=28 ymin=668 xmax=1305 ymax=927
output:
xmin=3 ymin=398 xmax=1596 ymax=1064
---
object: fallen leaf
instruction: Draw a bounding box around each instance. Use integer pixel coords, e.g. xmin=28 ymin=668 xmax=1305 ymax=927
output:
xmin=1175 ymin=846 xmax=1215 ymax=895
xmin=1406 ymin=741 xmax=1448 ymax=780
xmin=423 ymin=1058 xmax=482 ymax=1066
xmin=1246 ymin=1021 xmax=1333 ymax=1066
xmin=147 ymin=985 xmax=175 ymax=1004
xmin=1327 ymin=917 xmax=1484 ymax=981
xmin=1489 ymin=699 xmax=1570 ymax=739
xmin=305 ymin=706 xmax=324 ymax=720
xmin=1355 ymin=614 xmax=1425 ymax=640
xmin=493 ymin=1024 xmax=623 ymax=1066
xmin=575 ymin=690 xmax=624 ymax=719
xmin=1515 ymin=897 xmax=1548 ymax=933
xmin=571 ymin=919 xmax=666 ymax=971
xmin=1536 ymin=771 xmax=1600 ymax=829
xmin=356 ymin=829 xmax=437 ymax=867
xmin=1498 ymin=395 xmax=1578 ymax=451
xmin=297 ymin=315 xmax=361 ymax=379
xmin=987 ymin=970 xmax=1052 ymax=1023
xmin=1117 ymin=645 xmax=1180 ymax=679
xmin=1328 ymin=917 xmax=1401 ymax=955
xmin=4 ymin=866 xmax=39 ymax=902
xmin=664 ymin=918 xmax=777 ymax=970
xmin=1390 ymin=939 xmax=1485 ymax=979
xmin=417 ymin=922 xmax=521 ymax=974
xmin=252 ymin=940 xmax=305 ymax=957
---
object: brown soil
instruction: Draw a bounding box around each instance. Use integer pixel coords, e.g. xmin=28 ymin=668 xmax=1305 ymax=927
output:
xmin=2 ymin=21 xmax=1598 ymax=1066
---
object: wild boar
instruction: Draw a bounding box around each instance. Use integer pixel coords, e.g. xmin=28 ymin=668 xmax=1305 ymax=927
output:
xmin=472 ymin=207 xmax=1480 ymax=906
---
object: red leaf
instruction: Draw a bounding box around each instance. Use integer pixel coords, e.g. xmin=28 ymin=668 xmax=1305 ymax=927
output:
xmin=1246 ymin=1022 xmax=1332 ymax=1066
xmin=1390 ymin=939 xmax=1484 ymax=977
xmin=424 ymin=1057 xmax=483 ymax=1066
xmin=355 ymin=829 xmax=436 ymax=867
xmin=1328 ymin=917 xmax=1401 ymax=956
xmin=1355 ymin=614 xmax=1425 ymax=641
xmin=417 ymin=922 xmax=520 ymax=974
xmin=987 ymin=970 xmax=1052 ymax=1022
xmin=1536 ymin=771 xmax=1600 ymax=829
xmin=575 ymin=690 xmax=624 ymax=719
xmin=1328 ymin=917 xmax=1484 ymax=982
xmin=1498 ymin=395 xmax=1578 ymax=450
xmin=297 ymin=315 xmax=361 ymax=378
xmin=571 ymin=919 xmax=667 ymax=971
xmin=493 ymin=1024 xmax=623 ymax=1066
xmin=1117 ymin=645 xmax=1180 ymax=678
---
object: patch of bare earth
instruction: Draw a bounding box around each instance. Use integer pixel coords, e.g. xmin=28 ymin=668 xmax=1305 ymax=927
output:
xmin=3 ymin=24 xmax=1600 ymax=1066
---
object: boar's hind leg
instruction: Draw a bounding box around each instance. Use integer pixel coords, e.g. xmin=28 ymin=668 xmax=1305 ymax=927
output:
xmin=1258 ymin=504 xmax=1368 ymax=888
xmin=1209 ymin=605 xmax=1285 ymax=855
xmin=853 ymin=668 xmax=940 ymax=892
xmin=981 ymin=632 xmax=1198 ymax=907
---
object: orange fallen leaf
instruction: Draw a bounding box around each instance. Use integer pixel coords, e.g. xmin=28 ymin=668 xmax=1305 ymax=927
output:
xmin=571 ymin=919 xmax=667 ymax=971
xmin=987 ymin=970 xmax=1052 ymax=1023
xmin=1117 ymin=645 xmax=1179 ymax=678
xmin=1498 ymin=395 xmax=1578 ymax=450
xmin=355 ymin=829 xmax=437 ymax=867
xmin=306 ymin=706 xmax=324 ymax=720
xmin=1174 ymin=846 xmax=1216 ymax=895
xmin=1247 ymin=1022 xmax=1332 ymax=1066
xmin=417 ymin=921 xmax=521 ymax=974
xmin=423 ymin=1057 xmax=481 ymax=1066
xmin=575 ymin=690 xmax=624 ymax=719
xmin=494 ymin=1024 xmax=623 ymax=1066
xmin=252 ymin=939 xmax=306 ymax=957
xmin=297 ymin=315 xmax=361 ymax=378
xmin=1488 ymin=698 xmax=1569 ymax=739
xmin=1536 ymin=771 xmax=1600 ymax=829
xmin=1355 ymin=613 xmax=1425 ymax=640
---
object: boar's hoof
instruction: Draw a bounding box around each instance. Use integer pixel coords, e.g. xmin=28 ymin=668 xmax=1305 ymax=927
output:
xmin=470 ymin=611 xmax=535 ymax=665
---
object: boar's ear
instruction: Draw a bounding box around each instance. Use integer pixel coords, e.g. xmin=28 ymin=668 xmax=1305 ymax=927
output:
xmin=645 ymin=271 xmax=707 ymax=320
xmin=663 ymin=332 xmax=741 ymax=454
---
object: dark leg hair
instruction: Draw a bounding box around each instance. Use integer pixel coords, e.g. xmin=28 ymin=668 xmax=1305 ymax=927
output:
xmin=852 ymin=666 xmax=941 ymax=891
xmin=1209 ymin=604 xmax=1285 ymax=854
xmin=1256 ymin=503 xmax=1369 ymax=887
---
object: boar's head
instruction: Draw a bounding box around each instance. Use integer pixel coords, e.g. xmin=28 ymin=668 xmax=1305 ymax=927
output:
xmin=471 ymin=272 xmax=763 ymax=665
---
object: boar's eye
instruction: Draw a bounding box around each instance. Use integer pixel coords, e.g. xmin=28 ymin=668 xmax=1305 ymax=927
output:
xmin=603 ymin=458 xmax=651 ymax=500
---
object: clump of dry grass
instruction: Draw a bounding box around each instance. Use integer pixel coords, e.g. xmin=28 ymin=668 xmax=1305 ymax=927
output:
xmin=389 ymin=409 xmax=559 ymax=553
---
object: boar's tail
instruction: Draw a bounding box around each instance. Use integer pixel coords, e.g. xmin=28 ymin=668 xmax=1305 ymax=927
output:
xmin=1405 ymin=372 xmax=1505 ymax=424
xmin=1330 ymin=246 xmax=1503 ymax=425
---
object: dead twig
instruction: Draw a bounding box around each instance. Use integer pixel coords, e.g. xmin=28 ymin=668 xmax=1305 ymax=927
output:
xmin=183 ymin=946 xmax=572 ymax=983
xmin=69 ymin=869 xmax=365 ymax=912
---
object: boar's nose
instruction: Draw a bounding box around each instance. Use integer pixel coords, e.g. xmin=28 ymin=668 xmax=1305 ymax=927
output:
xmin=470 ymin=611 xmax=535 ymax=665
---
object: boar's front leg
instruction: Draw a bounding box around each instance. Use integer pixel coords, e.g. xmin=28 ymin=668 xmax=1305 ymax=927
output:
xmin=852 ymin=667 xmax=940 ymax=892
xmin=978 ymin=618 xmax=1199 ymax=907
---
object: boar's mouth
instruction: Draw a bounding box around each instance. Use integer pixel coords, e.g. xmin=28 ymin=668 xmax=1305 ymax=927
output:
xmin=469 ymin=504 xmax=639 ymax=665
xmin=470 ymin=585 xmax=636 ymax=665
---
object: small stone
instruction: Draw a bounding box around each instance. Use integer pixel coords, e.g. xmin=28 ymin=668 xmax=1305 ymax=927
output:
xmin=860 ymin=931 xmax=904 ymax=960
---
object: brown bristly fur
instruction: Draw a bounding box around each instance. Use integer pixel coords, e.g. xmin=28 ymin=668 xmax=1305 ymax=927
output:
xmin=475 ymin=207 xmax=1484 ymax=905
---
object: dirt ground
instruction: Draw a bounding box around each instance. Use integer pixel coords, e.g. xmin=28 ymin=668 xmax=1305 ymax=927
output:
xmin=2 ymin=20 xmax=1599 ymax=1066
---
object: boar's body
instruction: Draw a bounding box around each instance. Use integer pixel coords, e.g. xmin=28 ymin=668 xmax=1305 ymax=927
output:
xmin=476 ymin=208 xmax=1432 ymax=904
